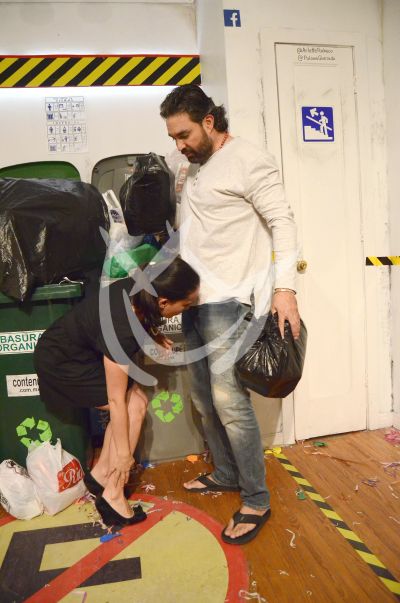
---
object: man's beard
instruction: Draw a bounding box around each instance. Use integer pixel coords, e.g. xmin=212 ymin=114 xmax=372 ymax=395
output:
xmin=183 ymin=130 xmax=213 ymax=165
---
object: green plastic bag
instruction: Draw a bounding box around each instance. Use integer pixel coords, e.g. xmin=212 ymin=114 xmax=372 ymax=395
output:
xmin=103 ymin=243 xmax=158 ymax=278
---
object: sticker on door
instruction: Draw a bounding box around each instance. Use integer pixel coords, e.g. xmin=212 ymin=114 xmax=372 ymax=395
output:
xmin=302 ymin=106 xmax=334 ymax=141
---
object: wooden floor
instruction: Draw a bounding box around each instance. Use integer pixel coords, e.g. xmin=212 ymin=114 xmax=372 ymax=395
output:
xmin=1 ymin=428 xmax=399 ymax=602
xmin=135 ymin=428 xmax=400 ymax=602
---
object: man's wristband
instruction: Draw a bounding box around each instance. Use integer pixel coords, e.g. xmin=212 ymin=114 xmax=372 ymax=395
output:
xmin=274 ymin=288 xmax=296 ymax=295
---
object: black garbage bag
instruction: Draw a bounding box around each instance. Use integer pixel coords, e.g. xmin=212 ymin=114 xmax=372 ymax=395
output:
xmin=119 ymin=153 xmax=176 ymax=236
xmin=0 ymin=178 xmax=109 ymax=301
xmin=235 ymin=311 xmax=307 ymax=398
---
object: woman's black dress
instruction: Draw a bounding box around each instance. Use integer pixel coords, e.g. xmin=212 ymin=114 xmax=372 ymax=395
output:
xmin=34 ymin=278 xmax=140 ymax=408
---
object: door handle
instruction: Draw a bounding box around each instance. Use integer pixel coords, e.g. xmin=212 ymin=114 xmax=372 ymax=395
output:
xmin=297 ymin=260 xmax=308 ymax=273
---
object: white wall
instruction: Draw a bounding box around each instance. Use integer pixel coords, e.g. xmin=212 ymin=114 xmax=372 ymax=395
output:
xmin=383 ymin=0 xmax=400 ymax=427
xmin=217 ymin=0 xmax=393 ymax=429
xmin=196 ymin=0 xmax=228 ymax=111
xmin=0 ymin=1 xmax=197 ymax=181
xmin=221 ymin=0 xmax=386 ymax=148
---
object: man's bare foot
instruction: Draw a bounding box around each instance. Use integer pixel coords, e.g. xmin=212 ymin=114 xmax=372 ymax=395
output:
xmin=183 ymin=474 xmax=218 ymax=490
xmin=223 ymin=505 xmax=268 ymax=540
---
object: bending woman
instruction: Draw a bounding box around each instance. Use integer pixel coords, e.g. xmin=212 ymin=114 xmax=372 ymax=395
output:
xmin=34 ymin=258 xmax=199 ymax=527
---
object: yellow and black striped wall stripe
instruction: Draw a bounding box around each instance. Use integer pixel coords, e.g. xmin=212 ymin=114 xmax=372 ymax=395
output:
xmin=366 ymin=256 xmax=400 ymax=266
xmin=0 ymin=55 xmax=201 ymax=88
xmin=274 ymin=452 xmax=400 ymax=599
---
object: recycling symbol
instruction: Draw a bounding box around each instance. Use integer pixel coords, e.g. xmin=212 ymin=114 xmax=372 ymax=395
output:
xmin=16 ymin=417 xmax=53 ymax=449
xmin=151 ymin=391 xmax=184 ymax=423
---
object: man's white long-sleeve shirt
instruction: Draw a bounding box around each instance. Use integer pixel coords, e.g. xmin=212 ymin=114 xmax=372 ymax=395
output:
xmin=179 ymin=137 xmax=297 ymax=317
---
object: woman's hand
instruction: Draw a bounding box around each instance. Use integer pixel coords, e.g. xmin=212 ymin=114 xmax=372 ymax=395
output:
xmin=153 ymin=331 xmax=173 ymax=351
xmin=111 ymin=452 xmax=134 ymax=487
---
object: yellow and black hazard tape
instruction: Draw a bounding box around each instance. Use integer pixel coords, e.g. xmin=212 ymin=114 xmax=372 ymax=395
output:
xmin=366 ymin=256 xmax=400 ymax=266
xmin=0 ymin=54 xmax=201 ymax=88
xmin=274 ymin=451 xmax=400 ymax=599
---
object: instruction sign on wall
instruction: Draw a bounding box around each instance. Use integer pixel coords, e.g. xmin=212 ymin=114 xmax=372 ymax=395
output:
xmin=302 ymin=106 xmax=334 ymax=142
xmin=45 ymin=96 xmax=88 ymax=153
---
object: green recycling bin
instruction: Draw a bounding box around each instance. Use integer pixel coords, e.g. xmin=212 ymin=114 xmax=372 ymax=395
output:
xmin=0 ymin=283 xmax=89 ymax=469
xmin=135 ymin=315 xmax=205 ymax=463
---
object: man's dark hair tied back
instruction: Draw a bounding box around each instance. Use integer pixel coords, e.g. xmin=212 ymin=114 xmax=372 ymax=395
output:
xmin=160 ymin=84 xmax=228 ymax=133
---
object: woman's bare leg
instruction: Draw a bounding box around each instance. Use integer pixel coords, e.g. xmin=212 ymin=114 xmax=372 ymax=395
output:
xmin=100 ymin=387 xmax=148 ymax=517
xmin=92 ymin=385 xmax=148 ymax=486
xmin=91 ymin=419 xmax=112 ymax=486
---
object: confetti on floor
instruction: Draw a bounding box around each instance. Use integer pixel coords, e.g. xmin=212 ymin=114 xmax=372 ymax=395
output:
xmin=296 ymin=487 xmax=307 ymax=500
xmin=285 ymin=529 xmax=297 ymax=548
xmin=141 ymin=483 xmax=156 ymax=493
xmin=384 ymin=429 xmax=400 ymax=445
xmin=381 ymin=461 xmax=400 ymax=478
xmin=238 ymin=589 xmax=267 ymax=602
xmin=361 ymin=477 xmax=379 ymax=487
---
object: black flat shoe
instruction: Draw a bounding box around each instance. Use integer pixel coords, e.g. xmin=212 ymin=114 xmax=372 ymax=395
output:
xmin=84 ymin=472 xmax=131 ymax=498
xmin=95 ymin=496 xmax=147 ymax=528
xmin=84 ymin=472 xmax=104 ymax=497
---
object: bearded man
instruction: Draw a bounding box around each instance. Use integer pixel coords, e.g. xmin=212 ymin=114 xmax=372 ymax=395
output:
xmin=160 ymin=84 xmax=300 ymax=544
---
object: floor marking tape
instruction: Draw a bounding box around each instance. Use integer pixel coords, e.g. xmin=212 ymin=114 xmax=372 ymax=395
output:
xmin=275 ymin=452 xmax=400 ymax=598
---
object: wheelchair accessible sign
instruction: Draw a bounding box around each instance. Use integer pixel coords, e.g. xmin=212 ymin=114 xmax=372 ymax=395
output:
xmin=302 ymin=106 xmax=334 ymax=141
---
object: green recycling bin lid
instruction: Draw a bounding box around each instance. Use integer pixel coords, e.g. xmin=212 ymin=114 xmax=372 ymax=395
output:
xmin=0 ymin=161 xmax=80 ymax=180
xmin=0 ymin=283 xmax=83 ymax=305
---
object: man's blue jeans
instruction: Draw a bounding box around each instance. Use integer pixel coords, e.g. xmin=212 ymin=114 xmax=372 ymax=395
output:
xmin=182 ymin=300 xmax=270 ymax=511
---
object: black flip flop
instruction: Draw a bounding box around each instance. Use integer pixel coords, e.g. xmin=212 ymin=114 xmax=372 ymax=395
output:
xmin=184 ymin=473 xmax=240 ymax=493
xmin=221 ymin=508 xmax=271 ymax=545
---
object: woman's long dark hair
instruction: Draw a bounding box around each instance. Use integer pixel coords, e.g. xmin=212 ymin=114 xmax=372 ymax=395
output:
xmin=131 ymin=257 xmax=199 ymax=330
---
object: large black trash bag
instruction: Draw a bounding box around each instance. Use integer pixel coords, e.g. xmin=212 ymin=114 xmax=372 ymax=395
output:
xmin=119 ymin=153 xmax=176 ymax=236
xmin=235 ymin=311 xmax=307 ymax=398
xmin=0 ymin=178 xmax=109 ymax=301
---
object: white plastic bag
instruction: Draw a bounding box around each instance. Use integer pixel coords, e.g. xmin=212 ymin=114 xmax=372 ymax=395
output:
xmin=103 ymin=189 xmax=133 ymax=255
xmin=0 ymin=459 xmax=43 ymax=520
xmin=27 ymin=440 xmax=86 ymax=515
xmin=165 ymin=147 xmax=190 ymax=227
xmin=101 ymin=189 xmax=143 ymax=286
xmin=165 ymin=147 xmax=189 ymax=201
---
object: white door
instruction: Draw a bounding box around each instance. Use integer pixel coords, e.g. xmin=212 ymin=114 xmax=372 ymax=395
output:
xmin=262 ymin=41 xmax=367 ymax=440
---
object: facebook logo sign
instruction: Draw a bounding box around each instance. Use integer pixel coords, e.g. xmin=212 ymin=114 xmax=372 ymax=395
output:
xmin=223 ymin=9 xmax=241 ymax=27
